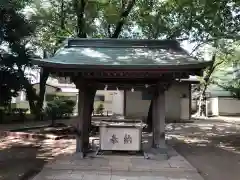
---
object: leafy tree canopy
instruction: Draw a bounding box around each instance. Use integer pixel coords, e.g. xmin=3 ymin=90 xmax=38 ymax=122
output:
xmin=0 ymin=0 xmax=36 ymax=107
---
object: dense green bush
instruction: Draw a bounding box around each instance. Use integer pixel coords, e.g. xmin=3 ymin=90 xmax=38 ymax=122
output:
xmin=45 ymin=97 xmax=76 ymax=120
xmin=0 ymin=107 xmax=29 ymax=123
xmin=11 ymin=108 xmax=28 ymax=115
xmin=96 ymin=103 xmax=104 ymax=115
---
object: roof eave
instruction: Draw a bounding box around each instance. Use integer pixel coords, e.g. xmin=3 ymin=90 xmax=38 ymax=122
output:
xmin=31 ymin=58 xmax=212 ymax=71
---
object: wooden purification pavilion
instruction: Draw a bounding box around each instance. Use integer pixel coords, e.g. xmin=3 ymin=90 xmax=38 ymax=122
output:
xmin=33 ymin=38 xmax=211 ymax=156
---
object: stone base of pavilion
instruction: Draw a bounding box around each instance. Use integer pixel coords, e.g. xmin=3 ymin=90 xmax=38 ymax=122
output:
xmin=89 ymin=132 xmax=169 ymax=161
xmin=32 ymin=136 xmax=204 ymax=180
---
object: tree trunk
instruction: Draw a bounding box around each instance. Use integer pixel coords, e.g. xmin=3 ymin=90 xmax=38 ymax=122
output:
xmin=17 ymin=68 xmax=38 ymax=114
xmin=197 ymin=84 xmax=208 ymax=116
xmin=196 ymin=53 xmax=222 ymax=117
xmin=35 ymin=50 xmax=49 ymax=120
xmin=60 ymin=0 xmax=65 ymax=30
xmin=111 ymin=0 xmax=136 ymax=38
xmin=74 ymin=0 xmax=87 ymax=38
xmin=36 ymin=68 xmax=49 ymax=120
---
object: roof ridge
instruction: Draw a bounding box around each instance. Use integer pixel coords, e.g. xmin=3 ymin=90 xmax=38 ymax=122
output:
xmin=66 ymin=38 xmax=181 ymax=49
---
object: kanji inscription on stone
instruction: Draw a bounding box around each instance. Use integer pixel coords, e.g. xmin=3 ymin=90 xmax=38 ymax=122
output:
xmin=124 ymin=134 xmax=132 ymax=144
xmin=110 ymin=134 xmax=118 ymax=144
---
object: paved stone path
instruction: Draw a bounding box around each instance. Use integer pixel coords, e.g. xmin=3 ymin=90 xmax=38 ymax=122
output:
xmin=32 ymin=147 xmax=204 ymax=180
xmin=33 ymin=170 xmax=204 ymax=180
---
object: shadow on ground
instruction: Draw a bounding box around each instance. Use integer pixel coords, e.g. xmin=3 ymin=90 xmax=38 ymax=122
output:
xmin=166 ymin=121 xmax=240 ymax=180
xmin=1 ymin=120 xmax=240 ymax=180
xmin=0 ymin=137 xmax=75 ymax=180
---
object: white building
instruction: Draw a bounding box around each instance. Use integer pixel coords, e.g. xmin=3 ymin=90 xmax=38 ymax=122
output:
xmin=13 ymin=76 xmax=193 ymax=122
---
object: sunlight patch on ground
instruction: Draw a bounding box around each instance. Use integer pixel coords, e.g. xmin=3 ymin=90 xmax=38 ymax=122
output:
xmin=167 ymin=123 xmax=240 ymax=155
xmin=0 ymin=137 xmax=76 ymax=160
xmin=35 ymin=139 xmax=75 ymax=160
xmin=167 ymin=134 xmax=210 ymax=144
xmin=0 ymin=137 xmax=38 ymax=150
xmin=217 ymin=143 xmax=240 ymax=154
xmin=168 ymin=133 xmax=240 ymax=153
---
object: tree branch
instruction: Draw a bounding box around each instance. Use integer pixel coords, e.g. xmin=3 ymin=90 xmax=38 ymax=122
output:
xmin=153 ymin=12 xmax=161 ymax=39
xmin=111 ymin=0 xmax=136 ymax=38
xmin=60 ymin=0 xmax=65 ymax=30
xmin=121 ymin=0 xmax=127 ymax=10
xmin=212 ymin=59 xmax=225 ymax=71
xmin=167 ymin=28 xmax=182 ymax=40
xmin=186 ymin=1 xmax=194 ymax=36
xmin=107 ymin=24 xmax=112 ymax=37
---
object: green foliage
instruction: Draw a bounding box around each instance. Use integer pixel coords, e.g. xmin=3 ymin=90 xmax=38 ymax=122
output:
xmin=31 ymin=0 xmax=76 ymax=54
xmin=0 ymin=0 xmax=33 ymax=10
xmin=1 ymin=0 xmax=240 ymax=118
xmin=96 ymin=103 xmax=104 ymax=115
xmin=220 ymin=79 xmax=240 ymax=99
xmin=11 ymin=108 xmax=29 ymax=115
xmin=31 ymin=0 xmax=240 ymax=48
xmin=0 ymin=107 xmax=29 ymax=123
xmin=215 ymin=44 xmax=240 ymax=99
xmin=0 ymin=66 xmax=22 ymax=106
xmin=134 ymin=0 xmax=240 ymax=41
xmin=0 ymin=0 xmax=36 ymax=108
xmin=31 ymin=0 xmax=137 ymax=47
xmin=45 ymin=96 xmax=76 ymax=120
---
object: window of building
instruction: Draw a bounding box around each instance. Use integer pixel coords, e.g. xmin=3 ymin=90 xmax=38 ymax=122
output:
xmin=95 ymin=95 xmax=105 ymax=101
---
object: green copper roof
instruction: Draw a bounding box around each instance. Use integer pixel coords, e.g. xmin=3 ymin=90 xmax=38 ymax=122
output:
xmin=33 ymin=38 xmax=211 ymax=69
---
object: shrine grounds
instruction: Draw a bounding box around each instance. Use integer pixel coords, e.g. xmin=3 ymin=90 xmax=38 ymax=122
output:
xmin=0 ymin=118 xmax=239 ymax=180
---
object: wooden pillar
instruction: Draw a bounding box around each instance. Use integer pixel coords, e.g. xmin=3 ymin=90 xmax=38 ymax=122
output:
xmin=152 ymin=97 xmax=157 ymax=146
xmin=75 ymin=81 xmax=96 ymax=157
xmin=76 ymin=89 xmax=87 ymax=155
xmin=123 ymin=90 xmax=127 ymax=116
xmin=76 ymin=89 xmax=83 ymax=154
xmin=152 ymin=86 xmax=166 ymax=149
xmin=188 ymin=83 xmax=192 ymax=120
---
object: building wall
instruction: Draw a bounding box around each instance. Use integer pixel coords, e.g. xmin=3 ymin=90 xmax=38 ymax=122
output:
xmin=166 ymin=83 xmax=190 ymax=121
xmin=125 ymin=82 xmax=190 ymax=121
xmin=192 ymin=99 xmax=197 ymax=113
xmin=111 ymin=91 xmax=124 ymax=115
xmin=207 ymin=98 xmax=219 ymax=116
xmin=180 ymin=98 xmax=190 ymax=120
xmin=208 ymin=97 xmax=240 ymax=116
xmin=33 ymin=84 xmax=57 ymax=94
xmin=93 ymin=90 xmax=119 ymax=114
xmin=126 ymin=91 xmax=151 ymax=118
